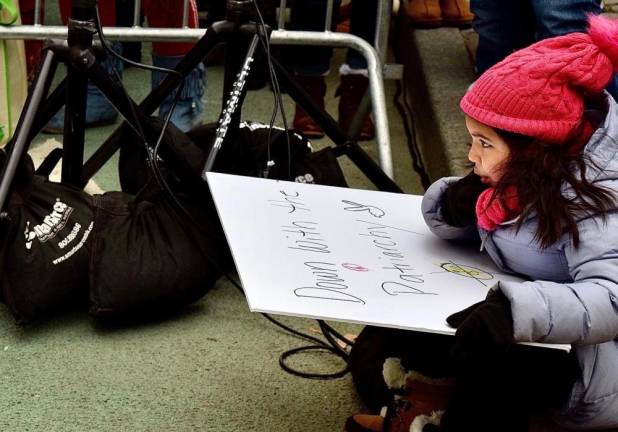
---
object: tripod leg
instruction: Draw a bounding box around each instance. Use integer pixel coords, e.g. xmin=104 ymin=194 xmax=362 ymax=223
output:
xmin=347 ymin=91 xmax=372 ymax=142
xmin=28 ymin=78 xmax=67 ymax=143
xmin=86 ymin=63 xmax=149 ymax=136
xmin=334 ymin=141 xmax=402 ymax=193
xmin=270 ymin=56 xmax=402 ymax=193
xmin=202 ymin=34 xmax=261 ymax=175
xmin=82 ymin=22 xmax=233 ymax=181
xmin=0 ymin=49 xmax=57 ymax=216
xmin=270 ymin=56 xmax=348 ymax=145
xmin=61 ymin=58 xmax=89 ymax=186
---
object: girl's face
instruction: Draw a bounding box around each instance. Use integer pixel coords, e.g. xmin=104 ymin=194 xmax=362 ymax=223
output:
xmin=465 ymin=116 xmax=511 ymax=185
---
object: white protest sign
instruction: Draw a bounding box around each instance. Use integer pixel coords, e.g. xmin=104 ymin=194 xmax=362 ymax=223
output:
xmin=206 ymin=172 xmax=534 ymax=337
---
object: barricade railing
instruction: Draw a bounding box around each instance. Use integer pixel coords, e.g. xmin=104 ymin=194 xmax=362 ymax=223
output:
xmin=0 ymin=0 xmax=403 ymax=178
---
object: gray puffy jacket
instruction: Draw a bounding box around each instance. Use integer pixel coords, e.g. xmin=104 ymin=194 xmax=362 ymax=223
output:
xmin=421 ymin=96 xmax=618 ymax=430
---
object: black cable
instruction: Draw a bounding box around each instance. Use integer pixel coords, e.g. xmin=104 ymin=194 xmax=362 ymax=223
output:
xmin=269 ymin=316 xmax=350 ymax=380
xmin=95 ymin=4 xmax=196 ymax=214
xmin=251 ymin=0 xmax=292 ymax=179
xmin=99 ymin=0 xmax=351 ymax=379
xmin=227 ymin=270 xmax=351 ymax=379
xmin=93 ymin=5 xmax=182 ymax=77
xmin=243 ymin=1 xmax=356 ymax=380
xmin=320 ymin=320 xmax=355 ymax=347
xmin=97 ymin=1 xmax=280 ymax=301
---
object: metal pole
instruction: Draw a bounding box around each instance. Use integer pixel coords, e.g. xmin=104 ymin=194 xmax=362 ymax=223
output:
xmin=375 ymin=0 xmax=391 ymax=62
xmin=133 ymin=0 xmax=142 ymax=27
xmin=182 ymin=0 xmax=190 ymax=28
xmin=347 ymin=0 xmax=392 ymax=141
xmin=324 ymin=0 xmax=334 ymax=31
xmin=34 ymin=0 xmax=42 ymax=25
xmin=0 ymin=50 xmax=55 ymax=214
xmin=0 ymin=27 xmax=394 ymax=177
xmin=271 ymin=31 xmax=393 ymax=178
xmin=277 ymin=0 xmax=287 ymax=30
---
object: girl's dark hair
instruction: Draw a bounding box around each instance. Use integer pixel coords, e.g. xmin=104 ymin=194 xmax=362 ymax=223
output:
xmin=492 ymin=110 xmax=615 ymax=249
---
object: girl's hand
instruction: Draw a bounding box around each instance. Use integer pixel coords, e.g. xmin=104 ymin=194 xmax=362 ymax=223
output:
xmin=449 ymin=289 xmax=514 ymax=362
xmin=440 ymin=171 xmax=489 ymax=227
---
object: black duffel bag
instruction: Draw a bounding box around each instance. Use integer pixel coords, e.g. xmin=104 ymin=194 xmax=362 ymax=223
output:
xmin=1 ymin=118 xmax=348 ymax=324
xmin=0 ymin=152 xmax=94 ymax=324
xmin=119 ymin=119 xmax=348 ymax=194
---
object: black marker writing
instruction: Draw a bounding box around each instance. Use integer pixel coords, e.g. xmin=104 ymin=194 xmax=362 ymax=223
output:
xmin=356 ymin=218 xmax=433 ymax=297
xmin=269 ymin=190 xmax=310 ymax=213
xmin=382 ymin=281 xmax=437 ymax=296
xmin=284 ymin=222 xmax=331 ymax=254
xmin=356 ymin=219 xmax=424 ymax=236
xmin=295 ymin=261 xmax=365 ymax=304
xmin=342 ymin=200 xmax=386 ymax=218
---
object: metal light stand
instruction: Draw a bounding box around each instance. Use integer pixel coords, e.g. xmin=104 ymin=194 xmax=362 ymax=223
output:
xmin=0 ymin=0 xmax=401 ymax=223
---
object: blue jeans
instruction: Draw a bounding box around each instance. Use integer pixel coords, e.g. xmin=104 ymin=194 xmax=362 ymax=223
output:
xmin=470 ymin=0 xmax=618 ymax=99
xmin=290 ymin=0 xmax=377 ymax=76
xmin=151 ymin=54 xmax=206 ymax=132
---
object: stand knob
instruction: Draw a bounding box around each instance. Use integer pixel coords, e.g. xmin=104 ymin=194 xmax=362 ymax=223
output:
xmin=226 ymin=0 xmax=253 ymax=22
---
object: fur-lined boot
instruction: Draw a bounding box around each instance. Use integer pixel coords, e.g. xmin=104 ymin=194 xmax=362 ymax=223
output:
xmin=344 ymin=357 xmax=454 ymax=432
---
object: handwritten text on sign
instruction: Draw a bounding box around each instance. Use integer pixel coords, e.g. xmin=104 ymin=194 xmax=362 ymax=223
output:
xmin=207 ymin=173 xmax=523 ymax=336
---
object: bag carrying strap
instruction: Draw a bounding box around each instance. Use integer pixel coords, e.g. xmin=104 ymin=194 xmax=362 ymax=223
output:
xmin=0 ymin=0 xmax=18 ymax=25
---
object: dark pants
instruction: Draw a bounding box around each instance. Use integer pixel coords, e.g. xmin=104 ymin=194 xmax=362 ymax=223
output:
xmin=349 ymin=326 xmax=580 ymax=431
xmin=290 ymin=0 xmax=377 ymax=75
xmin=470 ymin=0 xmax=618 ymax=100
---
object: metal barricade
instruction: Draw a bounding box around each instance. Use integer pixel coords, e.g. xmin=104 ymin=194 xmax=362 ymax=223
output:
xmin=0 ymin=0 xmax=402 ymax=178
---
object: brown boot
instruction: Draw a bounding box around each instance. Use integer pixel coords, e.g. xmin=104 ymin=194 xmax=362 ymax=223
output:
xmin=337 ymin=74 xmax=375 ymax=141
xmin=405 ymin=0 xmax=442 ymax=29
xmin=344 ymin=413 xmax=385 ymax=432
xmin=439 ymin=0 xmax=473 ymax=27
xmin=343 ymin=372 xmax=454 ymax=432
xmin=293 ymin=75 xmax=327 ymax=139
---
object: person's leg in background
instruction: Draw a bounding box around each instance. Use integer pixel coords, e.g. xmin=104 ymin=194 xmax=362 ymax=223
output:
xmin=44 ymin=0 xmax=123 ymax=133
xmin=530 ymin=0 xmax=618 ymax=100
xmin=470 ymin=0 xmax=534 ymax=75
xmin=116 ymin=0 xmax=142 ymax=65
xmin=143 ymin=0 xmax=205 ymax=133
xmin=405 ymin=0 xmax=442 ymax=28
xmin=337 ymin=0 xmax=377 ymax=141
xmin=405 ymin=0 xmax=473 ymax=29
xmin=290 ymin=0 xmax=341 ymax=138
xmin=18 ymin=0 xmax=45 ymax=79
xmin=531 ymin=0 xmax=600 ymax=39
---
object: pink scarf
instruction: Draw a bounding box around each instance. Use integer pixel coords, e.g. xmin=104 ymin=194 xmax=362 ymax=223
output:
xmin=475 ymin=187 xmax=520 ymax=231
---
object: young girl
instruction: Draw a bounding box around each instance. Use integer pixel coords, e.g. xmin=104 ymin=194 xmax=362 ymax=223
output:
xmin=345 ymin=14 xmax=618 ymax=432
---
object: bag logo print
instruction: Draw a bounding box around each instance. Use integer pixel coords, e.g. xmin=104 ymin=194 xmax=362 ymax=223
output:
xmin=24 ymin=199 xmax=74 ymax=249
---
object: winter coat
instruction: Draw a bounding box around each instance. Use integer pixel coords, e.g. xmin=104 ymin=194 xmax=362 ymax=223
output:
xmin=421 ymin=95 xmax=618 ymax=430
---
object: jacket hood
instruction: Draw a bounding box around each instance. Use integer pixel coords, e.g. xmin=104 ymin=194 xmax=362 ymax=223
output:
xmin=579 ymin=93 xmax=618 ymax=184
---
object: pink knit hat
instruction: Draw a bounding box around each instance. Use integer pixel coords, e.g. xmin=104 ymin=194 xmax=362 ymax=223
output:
xmin=460 ymin=15 xmax=618 ymax=144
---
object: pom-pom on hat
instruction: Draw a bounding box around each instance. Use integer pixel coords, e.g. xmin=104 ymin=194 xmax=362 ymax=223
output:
xmin=460 ymin=14 xmax=618 ymax=144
